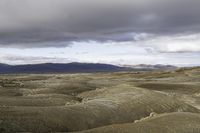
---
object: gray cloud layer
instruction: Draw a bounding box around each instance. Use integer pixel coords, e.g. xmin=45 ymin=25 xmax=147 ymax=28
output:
xmin=0 ymin=0 xmax=200 ymax=47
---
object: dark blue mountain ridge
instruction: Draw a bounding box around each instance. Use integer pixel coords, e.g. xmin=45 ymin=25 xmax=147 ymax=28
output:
xmin=0 ymin=62 xmax=130 ymax=74
xmin=0 ymin=62 xmax=178 ymax=74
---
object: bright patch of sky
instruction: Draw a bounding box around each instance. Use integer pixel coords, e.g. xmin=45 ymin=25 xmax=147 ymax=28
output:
xmin=0 ymin=37 xmax=200 ymax=66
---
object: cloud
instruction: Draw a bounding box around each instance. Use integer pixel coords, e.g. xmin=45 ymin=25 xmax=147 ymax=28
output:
xmin=0 ymin=54 xmax=72 ymax=65
xmin=0 ymin=0 xmax=199 ymax=66
xmin=135 ymin=33 xmax=200 ymax=53
xmin=0 ymin=40 xmax=199 ymax=66
xmin=0 ymin=0 xmax=200 ymax=47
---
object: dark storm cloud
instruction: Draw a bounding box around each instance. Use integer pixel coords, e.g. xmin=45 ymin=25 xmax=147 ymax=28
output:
xmin=0 ymin=0 xmax=200 ymax=47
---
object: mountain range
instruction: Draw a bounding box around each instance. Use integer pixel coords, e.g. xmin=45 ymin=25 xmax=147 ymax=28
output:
xmin=0 ymin=63 xmax=177 ymax=74
xmin=122 ymin=64 xmax=177 ymax=70
xmin=0 ymin=63 xmax=129 ymax=74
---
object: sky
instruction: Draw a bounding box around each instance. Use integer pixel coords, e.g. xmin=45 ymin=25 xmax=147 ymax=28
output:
xmin=0 ymin=0 xmax=200 ymax=66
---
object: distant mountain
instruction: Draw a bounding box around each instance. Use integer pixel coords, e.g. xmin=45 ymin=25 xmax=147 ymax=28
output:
xmin=122 ymin=64 xmax=177 ymax=71
xmin=0 ymin=63 xmax=178 ymax=74
xmin=0 ymin=63 xmax=130 ymax=74
xmin=0 ymin=63 xmax=12 ymax=71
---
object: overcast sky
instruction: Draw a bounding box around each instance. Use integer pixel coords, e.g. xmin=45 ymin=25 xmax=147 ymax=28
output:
xmin=0 ymin=0 xmax=200 ymax=66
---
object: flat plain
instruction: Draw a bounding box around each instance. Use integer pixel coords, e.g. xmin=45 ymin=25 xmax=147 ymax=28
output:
xmin=0 ymin=67 xmax=200 ymax=133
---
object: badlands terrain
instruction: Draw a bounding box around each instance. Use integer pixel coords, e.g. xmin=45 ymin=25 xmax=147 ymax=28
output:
xmin=0 ymin=67 xmax=200 ymax=133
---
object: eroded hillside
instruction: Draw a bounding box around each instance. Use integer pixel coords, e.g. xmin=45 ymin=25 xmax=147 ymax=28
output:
xmin=0 ymin=67 xmax=200 ymax=132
